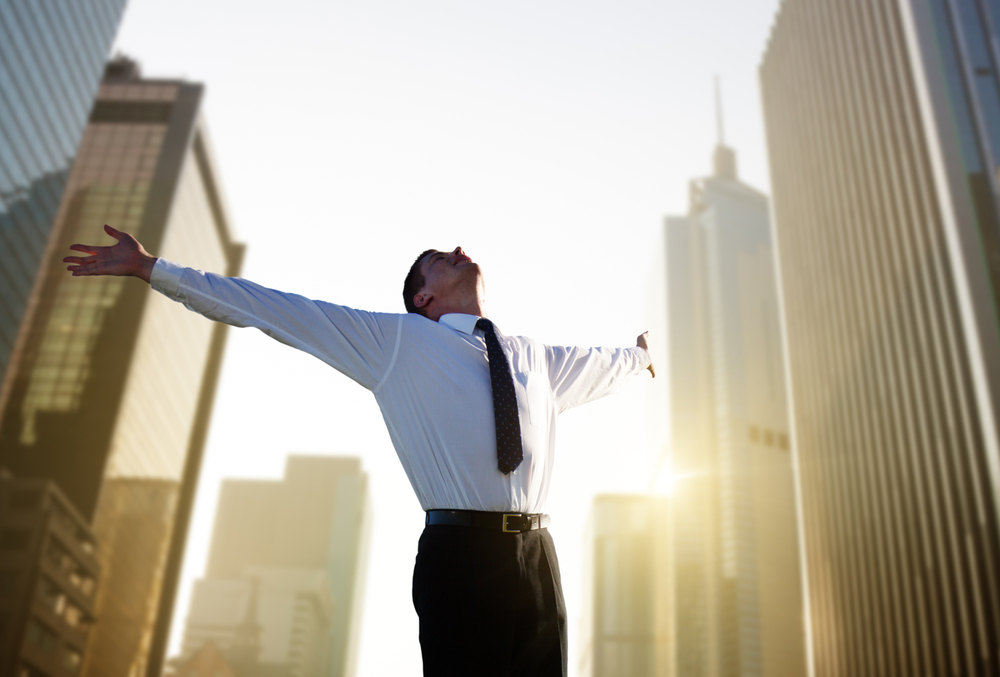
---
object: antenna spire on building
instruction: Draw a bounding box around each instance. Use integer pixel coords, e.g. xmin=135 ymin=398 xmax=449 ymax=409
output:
xmin=715 ymin=74 xmax=725 ymax=146
xmin=712 ymin=75 xmax=738 ymax=181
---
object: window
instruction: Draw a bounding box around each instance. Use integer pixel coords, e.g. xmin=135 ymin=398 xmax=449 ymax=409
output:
xmin=62 ymin=648 xmax=82 ymax=674
xmin=63 ymin=602 xmax=90 ymax=632
xmin=37 ymin=577 xmax=66 ymax=615
xmin=67 ymin=569 xmax=95 ymax=597
xmin=26 ymin=619 xmax=58 ymax=653
xmin=45 ymin=539 xmax=78 ymax=577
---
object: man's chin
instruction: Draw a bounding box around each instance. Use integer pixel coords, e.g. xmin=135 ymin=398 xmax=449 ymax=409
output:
xmin=459 ymin=262 xmax=482 ymax=278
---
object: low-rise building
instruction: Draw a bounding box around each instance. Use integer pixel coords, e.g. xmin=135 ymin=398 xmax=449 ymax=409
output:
xmin=0 ymin=469 xmax=100 ymax=677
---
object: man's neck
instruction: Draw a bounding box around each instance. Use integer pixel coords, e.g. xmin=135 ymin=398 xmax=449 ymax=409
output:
xmin=431 ymin=299 xmax=486 ymax=321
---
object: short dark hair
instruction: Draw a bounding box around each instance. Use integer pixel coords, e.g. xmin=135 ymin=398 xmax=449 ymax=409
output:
xmin=403 ymin=249 xmax=437 ymax=316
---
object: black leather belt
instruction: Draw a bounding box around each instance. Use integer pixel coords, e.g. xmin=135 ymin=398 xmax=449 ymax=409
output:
xmin=425 ymin=509 xmax=550 ymax=533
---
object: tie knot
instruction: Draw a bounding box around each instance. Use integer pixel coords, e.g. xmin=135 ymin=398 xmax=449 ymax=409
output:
xmin=476 ymin=318 xmax=494 ymax=333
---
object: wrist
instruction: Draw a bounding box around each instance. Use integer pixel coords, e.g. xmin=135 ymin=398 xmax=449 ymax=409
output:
xmin=137 ymin=255 xmax=158 ymax=284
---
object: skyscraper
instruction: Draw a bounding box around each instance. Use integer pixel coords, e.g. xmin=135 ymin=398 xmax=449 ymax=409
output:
xmin=0 ymin=58 xmax=244 ymax=677
xmin=184 ymin=455 xmax=371 ymax=677
xmin=665 ymin=124 xmax=805 ymax=676
xmin=0 ymin=0 xmax=128 ymax=399
xmin=578 ymin=494 xmax=671 ymax=677
xmin=761 ymin=1 xmax=1000 ymax=674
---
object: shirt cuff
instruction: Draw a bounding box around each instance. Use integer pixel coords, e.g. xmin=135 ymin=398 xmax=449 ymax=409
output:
xmin=150 ymin=258 xmax=185 ymax=297
xmin=633 ymin=345 xmax=652 ymax=371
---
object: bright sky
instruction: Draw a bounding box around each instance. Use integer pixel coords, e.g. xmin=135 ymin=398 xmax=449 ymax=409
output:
xmin=112 ymin=1 xmax=780 ymax=674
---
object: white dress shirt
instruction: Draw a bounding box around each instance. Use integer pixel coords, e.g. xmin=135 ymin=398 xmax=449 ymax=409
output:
xmin=151 ymin=258 xmax=651 ymax=513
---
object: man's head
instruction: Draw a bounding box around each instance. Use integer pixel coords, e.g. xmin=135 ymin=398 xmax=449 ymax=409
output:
xmin=402 ymin=246 xmax=484 ymax=320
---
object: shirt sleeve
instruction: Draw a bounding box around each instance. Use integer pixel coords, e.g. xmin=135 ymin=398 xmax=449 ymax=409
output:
xmin=150 ymin=257 xmax=400 ymax=390
xmin=545 ymin=344 xmax=651 ymax=413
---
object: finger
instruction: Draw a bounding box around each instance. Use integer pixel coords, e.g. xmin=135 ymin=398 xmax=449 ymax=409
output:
xmin=649 ymin=364 xmax=656 ymax=378
xmin=63 ymin=256 xmax=96 ymax=265
xmin=104 ymin=224 xmax=122 ymax=240
xmin=68 ymin=244 xmax=102 ymax=255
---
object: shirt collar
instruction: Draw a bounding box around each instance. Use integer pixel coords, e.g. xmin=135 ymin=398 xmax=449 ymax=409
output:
xmin=439 ymin=313 xmax=482 ymax=336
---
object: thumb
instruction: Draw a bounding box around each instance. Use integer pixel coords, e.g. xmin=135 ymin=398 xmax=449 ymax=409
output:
xmin=104 ymin=224 xmax=123 ymax=240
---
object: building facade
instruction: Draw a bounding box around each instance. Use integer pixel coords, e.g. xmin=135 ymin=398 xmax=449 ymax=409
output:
xmin=578 ymin=494 xmax=671 ymax=677
xmin=182 ymin=568 xmax=333 ymax=677
xmin=665 ymin=142 xmax=806 ymax=677
xmin=184 ymin=455 xmax=371 ymax=677
xmin=761 ymin=0 xmax=1000 ymax=674
xmin=0 ymin=470 xmax=101 ymax=677
xmin=0 ymin=0 xmax=128 ymax=402
xmin=0 ymin=59 xmax=244 ymax=677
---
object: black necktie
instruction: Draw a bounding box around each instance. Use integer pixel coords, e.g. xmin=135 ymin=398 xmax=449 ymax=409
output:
xmin=476 ymin=318 xmax=523 ymax=475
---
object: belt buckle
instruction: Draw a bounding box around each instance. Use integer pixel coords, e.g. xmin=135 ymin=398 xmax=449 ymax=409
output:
xmin=501 ymin=513 xmax=521 ymax=533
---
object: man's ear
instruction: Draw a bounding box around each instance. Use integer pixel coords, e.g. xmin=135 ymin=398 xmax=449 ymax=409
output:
xmin=413 ymin=291 xmax=432 ymax=309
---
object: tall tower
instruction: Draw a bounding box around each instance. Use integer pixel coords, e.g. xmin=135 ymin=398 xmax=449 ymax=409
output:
xmin=184 ymin=455 xmax=371 ymax=677
xmin=0 ymin=0 xmax=128 ymax=399
xmin=0 ymin=58 xmax=244 ymax=677
xmin=664 ymin=88 xmax=806 ymax=677
xmin=761 ymin=0 xmax=1000 ymax=674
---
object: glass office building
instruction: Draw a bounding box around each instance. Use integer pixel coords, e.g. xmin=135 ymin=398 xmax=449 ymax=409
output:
xmin=0 ymin=59 xmax=244 ymax=677
xmin=665 ymin=142 xmax=806 ymax=677
xmin=0 ymin=0 xmax=128 ymax=406
xmin=761 ymin=0 xmax=1000 ymax=674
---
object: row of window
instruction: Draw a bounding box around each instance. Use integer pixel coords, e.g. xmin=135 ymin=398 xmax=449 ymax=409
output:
xmin=747 ymin=425 xmax=790 ymax=450
xmin=45 ymin=539 xmax=95 ymax=597
xmin=26 ymin=618 xmax=82 ymax=674
xmin=37 ymin=575 xmax=91 ymax=632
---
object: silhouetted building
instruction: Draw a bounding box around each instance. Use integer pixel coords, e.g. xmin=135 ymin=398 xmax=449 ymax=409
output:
xmin=761 ymin=1 xmax=1000 ymax=675
xmin=0 ymin=469 xmax=100 ymax=677
xmin=0 ymin=58 xmax=245 ymax=677
xmin=183 ymin=568 xmax=332 ymax=677
xmin=182 ymin=456 xmax=371 ymax=677
xmin=0 ymin=0 xmax=128 ymax=402
xmin=664 ymin=126 xmax=806 ymax=676
xmin=579 ymin=494 xmax=670 ymax=677
xmin=167 ymin=641 xmax=235 ymax=677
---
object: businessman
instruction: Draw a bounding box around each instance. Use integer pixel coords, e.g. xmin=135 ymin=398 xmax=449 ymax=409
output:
xmin=65 ymin=225 xmax=654 ymax=677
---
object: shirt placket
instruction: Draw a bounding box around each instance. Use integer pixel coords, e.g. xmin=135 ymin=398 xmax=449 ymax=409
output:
xmin=503 ymin=336 xmax=529 ymax=511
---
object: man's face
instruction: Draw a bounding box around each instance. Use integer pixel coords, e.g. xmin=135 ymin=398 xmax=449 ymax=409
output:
xmin=418 ymin=246 xmax=482 ymax=305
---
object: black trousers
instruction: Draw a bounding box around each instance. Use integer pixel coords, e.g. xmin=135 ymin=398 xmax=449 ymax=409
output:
xmin=412 ymin=524 xmax=567 ymax=677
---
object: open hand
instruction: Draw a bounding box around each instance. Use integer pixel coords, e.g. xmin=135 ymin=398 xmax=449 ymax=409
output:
xmin=63 ymin=225 xmax=157 ymax=283
xmin=636 ymin=331 xmax=655 ymax=378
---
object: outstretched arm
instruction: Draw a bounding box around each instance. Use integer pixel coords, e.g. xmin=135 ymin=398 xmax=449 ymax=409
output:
xmin=61 ymin=224 xmax=399 ymax=390
xmin=545 ymin=330 xmax=655 ymax=414
xmin=63 ymin=224 xmax=157 ymax=282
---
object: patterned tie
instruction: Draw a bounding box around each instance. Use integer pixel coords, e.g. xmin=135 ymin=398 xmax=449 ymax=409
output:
xmin=476 ymin=318 xmax=523 ymax=475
